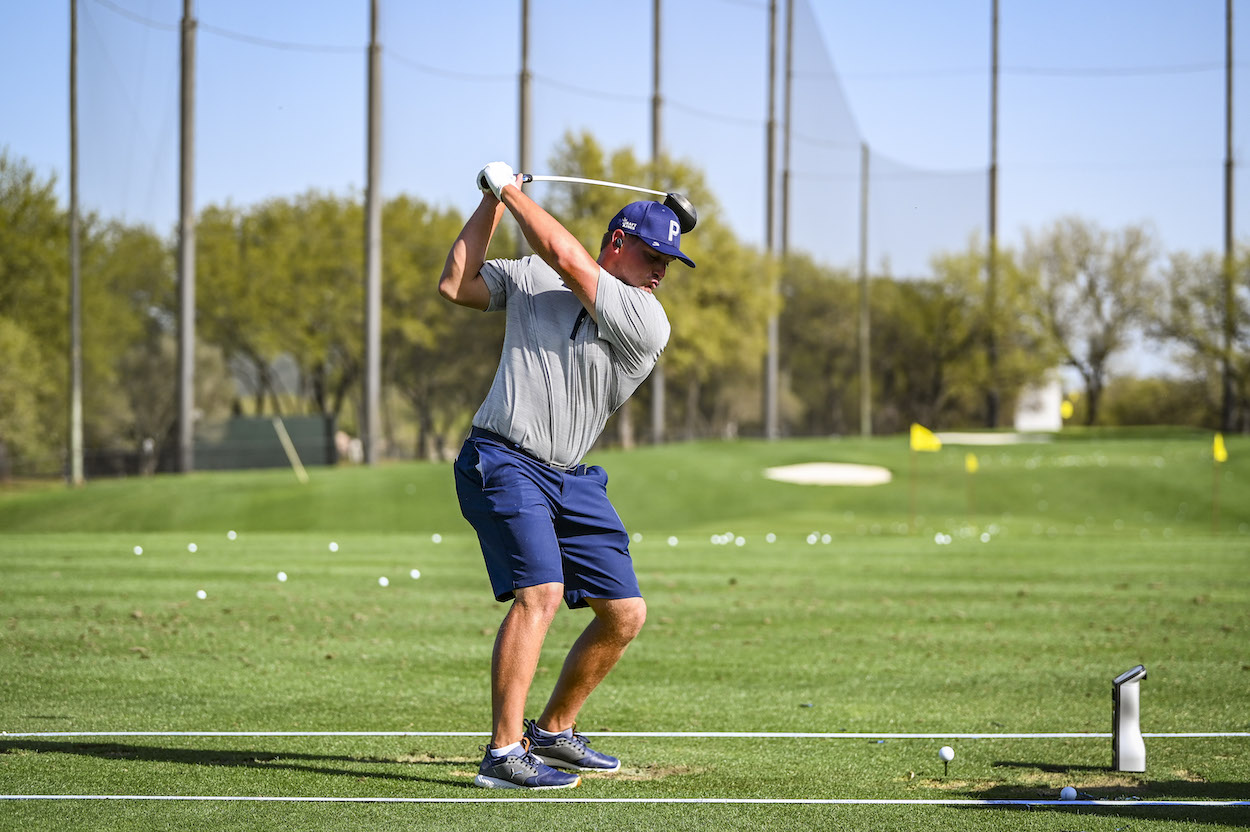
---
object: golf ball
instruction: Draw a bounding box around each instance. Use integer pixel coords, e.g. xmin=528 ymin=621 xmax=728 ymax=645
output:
xmin=1059 ymin=786 xmax=1077 ymax=801
xmin=938 ymin=746 xmax=955 ymax=762
xmin=431 ymin=534 xmax=442 ymax=544
xmin=409 ymin=569 xmax=421 ymax=580
xmin=667 ymin=536 xmax=678 ymax=546
xmin=133 ymin=546 xmax=143 ymax=556
xmin=187 ymin=543 xmax=197 ymax=553
xmin=227 ymin=530 xmax=237 ymax=541
xmin=766 ymin=533 xmax=776 ymax=543
xmin=329 ymin=542 xmax=339 ymax=552
xmin=196 ymin=589 xmax=207 ymax=600
xmin=378 ymin=576 xmax=389 ymax=587
xmin=277 ymin=571 xmax=287 ymax=582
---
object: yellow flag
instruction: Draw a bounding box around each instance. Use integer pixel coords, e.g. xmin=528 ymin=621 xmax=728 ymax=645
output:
xmin=965 ymin=452 xmax=979 ymax=474
xmin=1214 ymin=432 xmax=1228 ymax=463
xmin=910 ymin=423 xmax=942 ymax=453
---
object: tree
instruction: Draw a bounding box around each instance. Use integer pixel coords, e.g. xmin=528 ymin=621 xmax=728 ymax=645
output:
xmin=1 ymin=151 xmax=207 ymax=475
xmin=929 ymin=237 xmax=1055 ymax=428
xmin=0 ymin=152 xmax=68 ymax=473
xmin=866 ymin=275 xmax=990 ymax=432
xmin=1021 ymin=217 xmax=1158 ymax=425
xmin=79 ymin=220 xmax=177 ymax=454
xmin=196 ymin=193 xmax=365 ymax=423
xmin=196 ymin=203 xmax=286 ymax=413
xmin=1152 ymin=246 xmax=1250 ymax=431
xmin=778 ymin=253 xmax=858 ymax=435
xmin=382 ymin=195 xmax=509 ymax=459
xmin=0 ymin=318 xmax=56 ymax=477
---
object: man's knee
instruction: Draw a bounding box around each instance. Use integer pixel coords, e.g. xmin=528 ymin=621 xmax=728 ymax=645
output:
xmin=593 ymin=596 xmax=646 ymax=642
xmin=511 ymin=582 xmax=564 ymax=621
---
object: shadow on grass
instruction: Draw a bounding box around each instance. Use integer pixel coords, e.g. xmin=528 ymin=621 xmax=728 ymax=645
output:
xmin=988 ymin=760 xmax=1250 ymax=799
xmin=960 ymin=760 xmax=1250 ymax=828
xmin=0 ymin=740 xmax=477 ymax=789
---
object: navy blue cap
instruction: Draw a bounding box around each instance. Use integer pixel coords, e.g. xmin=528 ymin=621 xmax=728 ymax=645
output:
xmin=608 ymin=201 xmax=696 ymax=268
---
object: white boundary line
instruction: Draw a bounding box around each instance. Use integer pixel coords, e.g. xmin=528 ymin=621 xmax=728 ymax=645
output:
xmin=0 ymin=795 xmax=1247 ymax=807
xmin=3 ymin=731 xmax=1248 ymax=739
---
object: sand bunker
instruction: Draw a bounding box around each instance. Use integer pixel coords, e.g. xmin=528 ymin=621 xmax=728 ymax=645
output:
xmin=764 ymin=462 xmax=892 ymax=487
xmin=936 ymin=431 xmax=1054 ymax=445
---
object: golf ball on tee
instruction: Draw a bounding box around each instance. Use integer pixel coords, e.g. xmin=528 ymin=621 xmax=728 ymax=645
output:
xmin=378 ymin=576 xmax=389 ymax=587
xmin=195 ymin=589 xmax=207 ymax=600
xmin=938 ymin=746 xmax=955 ymax=762
xmin=329 ymin=542 xmax=339 ymax=552
xmin=1059 ymin=786 xmax=1077 ymax=801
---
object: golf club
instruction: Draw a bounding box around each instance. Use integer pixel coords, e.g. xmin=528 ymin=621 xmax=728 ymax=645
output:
xmin=521 ymin=174 xmax=698 ymax=234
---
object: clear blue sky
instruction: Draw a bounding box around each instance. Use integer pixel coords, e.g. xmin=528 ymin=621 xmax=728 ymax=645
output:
xmin=3 ymin=1 xmax=1245 ymax=283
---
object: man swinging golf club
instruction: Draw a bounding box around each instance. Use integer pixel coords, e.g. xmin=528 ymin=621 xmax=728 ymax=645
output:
xmin=440 ymin=162 xmax=696 ymax=789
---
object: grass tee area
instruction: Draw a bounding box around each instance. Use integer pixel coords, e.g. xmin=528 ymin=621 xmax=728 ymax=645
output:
xmin=1 ymin=430 xmax=1248 ymax=830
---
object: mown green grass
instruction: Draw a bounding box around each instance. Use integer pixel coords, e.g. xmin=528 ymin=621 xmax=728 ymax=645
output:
xmin=1 ymin=431 xmax=1248 ymax=830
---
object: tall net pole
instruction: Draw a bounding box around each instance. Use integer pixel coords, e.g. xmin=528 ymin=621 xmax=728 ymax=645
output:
xmin=985 ymin=0 xmax=1000 ymax=428
xmin=1221 ymin=0 xmax=1235 ymax=432
xmin=764 ymin=0 xmax=779 ymax=440
xmin=69 ymin=0 xmax=83 ymax=486
xmin=858 ymin=142 xmax=871 ymax=436
xmin=650 ymin=0 xmax=666 ymax=444
xmin=363 ymin=0 xmax=382 ymax=464
xmin=517 ymin=0 xmax=531 ymax=257
xmin=177 ymin=0 xmax=197 ymax=473
xmin=780 ymin=0 xmax=792 ymax=258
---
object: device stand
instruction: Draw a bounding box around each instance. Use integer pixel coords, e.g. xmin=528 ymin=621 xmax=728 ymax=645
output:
xmin=1112 ymin=664 xmax=1147 ymax=772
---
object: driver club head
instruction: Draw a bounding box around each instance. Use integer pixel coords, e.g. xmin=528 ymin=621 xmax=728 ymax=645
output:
xmin=664 ymin=192 xmax=698 ymax=234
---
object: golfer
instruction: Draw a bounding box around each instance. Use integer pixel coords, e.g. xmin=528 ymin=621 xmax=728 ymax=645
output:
xmin=439 ymin=161 xmax=695 ymax=789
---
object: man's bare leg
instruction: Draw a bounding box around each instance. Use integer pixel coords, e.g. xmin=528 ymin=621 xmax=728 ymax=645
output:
xmin=490 ymin=582 xmax=564 ymax=748
xmin=535 ymin=596 xmax=647 ymax=733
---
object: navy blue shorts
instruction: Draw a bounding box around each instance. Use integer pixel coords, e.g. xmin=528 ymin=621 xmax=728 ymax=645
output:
xmin=454 ymin=428 xmax=641 ymax=609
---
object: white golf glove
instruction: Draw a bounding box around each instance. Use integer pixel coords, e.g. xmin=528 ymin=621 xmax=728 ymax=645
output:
xmin=477 ymin=162 xmax=515 ymax=200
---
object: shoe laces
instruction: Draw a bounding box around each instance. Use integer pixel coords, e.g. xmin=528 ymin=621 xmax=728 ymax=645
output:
xmin=517 ymin=737 xmax=547 ymax=769
xmin=527 ymin=719 xmax=593 ymax=750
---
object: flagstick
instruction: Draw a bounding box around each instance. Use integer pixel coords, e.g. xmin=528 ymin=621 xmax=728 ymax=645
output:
xmin=967 ymin=466 xmax=975 ymax=523
xmin=1212 ymin=461 xmax=1220 ymax=535
xmin=910 ymin=449 xmax=917 ymax=534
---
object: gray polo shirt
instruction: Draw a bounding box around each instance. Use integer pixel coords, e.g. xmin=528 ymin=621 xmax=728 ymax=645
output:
xmin=471 ymin=255 xmax=670 ymax=468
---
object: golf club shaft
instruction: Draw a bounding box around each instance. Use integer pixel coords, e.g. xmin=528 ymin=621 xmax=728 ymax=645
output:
xmin=521 ymin=174 xmax=667 ymax=198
